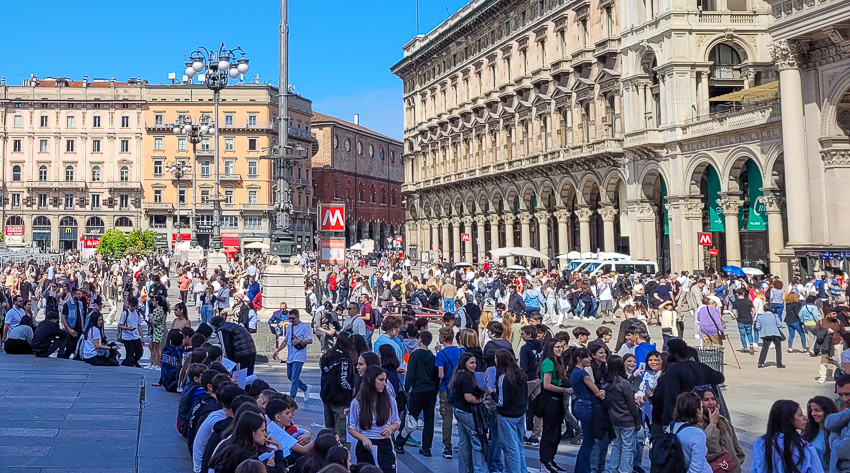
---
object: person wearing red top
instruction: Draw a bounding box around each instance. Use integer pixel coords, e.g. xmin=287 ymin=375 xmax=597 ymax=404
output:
xmin=328 ymin=272 xmax=338 ymax=303
xmin=177 ymin=272 xmax=190 ymax=305
xmin=360 ymin=294 xmax=375 ymax=349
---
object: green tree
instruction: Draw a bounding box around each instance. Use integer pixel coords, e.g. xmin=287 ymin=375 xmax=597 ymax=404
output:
xmin=97 ymin=229 xmax=127 ymax=260
xmin=125 ymin=229 xmax=158 ymax=257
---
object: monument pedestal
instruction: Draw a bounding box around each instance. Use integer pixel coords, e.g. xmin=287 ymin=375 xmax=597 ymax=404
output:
xmin=262 ymin=262 xmax=304 ymax=313
xmin=206 ymin=250 xmax=229 ymax=278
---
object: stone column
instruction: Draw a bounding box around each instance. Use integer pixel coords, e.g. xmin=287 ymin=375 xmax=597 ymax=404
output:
xmin=760 ymin=193 xmax=786 ymax=276
xmin=406 ymin=220 xmax=417 ymax=254
xmin=600 ymin=206 xmax=618 ymax=253
xmin=504 ymin=214 xmax=515 ymax=266
xmin=536 ymin=211 xmax=550 ymax=259
xmin=475 ymin=214 xmax=487 ymax=263
xmin=635 ymin=204 xmax=658 ymax=264
xmin=718 ymin=198 xmax=744 ymax=267
xmin=770 ymin=39 xmax=812 ymax=246
xmin=430 ymin=219 xmax=439 ymax=254
xmin=462 ymin=216 xmax=474 ymax=263
xmin=822 ymin=150 xmax=850 ymax=247
xmin=576 ymin=208 xmax=593 ymax=254
xmin=555 ymin=209 xmax=571 ymax=263
xmin=488 ymin=213 xmax=502 ymax=255
xmin=518 ymin=212 xmax=532 ymax=248
xmin=451 ymin=217 xmax=461 ymax=263
xmin=440 ymin=218 xmax=450 ymax=262
xmin=682 ymin=199 xmax=706 ymax=273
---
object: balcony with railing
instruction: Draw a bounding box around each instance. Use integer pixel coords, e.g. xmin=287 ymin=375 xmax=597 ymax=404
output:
xmin=220 ymin=120 xmax=276 ymax=131
xmin=594 ymin=36 xmax=621 ymax=58
xmin=681 ymin=98 xmax=781 ymax=137
xmin=26 ymin=180 xmax=86 ymax=189
xmin=240 ymin=203 xmax=274 ymax=211
xmin=288 ymin=126 xmax=317 ymax=140
xmin=570 ymin=47 xmax=594 ymax=68
xmin=218 ymin=173 xmax=242 ymax=182
xmin=143 ymin=202 xmax=173 ymax=210
xmin=196 ymin=148 xmax=215 ymax=157
xmin=109 ymin=180 xmax=142 ymax=189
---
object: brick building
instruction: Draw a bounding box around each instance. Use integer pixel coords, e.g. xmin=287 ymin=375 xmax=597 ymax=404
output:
xmin=311 ymin=113 xmax=404 ymax=248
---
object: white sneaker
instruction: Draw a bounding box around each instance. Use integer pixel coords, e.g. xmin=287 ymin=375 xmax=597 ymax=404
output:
xmin=304 ymin=384 xmax=314 ymax=400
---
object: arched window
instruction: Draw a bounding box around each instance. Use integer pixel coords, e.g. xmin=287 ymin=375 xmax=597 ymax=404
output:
xmin=380 ymin=148 xmax=385 ymax=160
xmin=65 ymin=165 xmax=75 ymax=182
xmin=91 ymin=166 xmax=101 ymax=182
xmin=60 ymin=216 xmax=77 ymax=227
xmin=33 ymin=216 xmax=50 ymax=227
xmin=6 ymin=216 xmax=23 ymax=226
xmin=709 ymin=44 xmax=742 ymax=79
xmin=115 ymin=217 xmax=133 ymax=227
xmin=11 ymin=165 xmax=21 ymax=182
xmin=86 ymin=216 xmax=105 ymax=234
xmin=120 ymin=166 xmax=129 ymax=182
xmin=38 ymin=165 xmax=48 ymax=181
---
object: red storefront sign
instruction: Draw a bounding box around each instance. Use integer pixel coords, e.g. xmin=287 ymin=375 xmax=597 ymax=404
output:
xmin=4 ymin=225 xmax=24 ymax=236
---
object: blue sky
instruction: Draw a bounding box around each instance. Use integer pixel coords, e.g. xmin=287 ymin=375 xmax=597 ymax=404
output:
xmin=3 ymin=0 xmax=471 ymax=140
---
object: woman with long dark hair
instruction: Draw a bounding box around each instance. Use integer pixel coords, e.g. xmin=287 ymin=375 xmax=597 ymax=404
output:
xmin=802 ymin=396 xmax=837 ymax=472
xmin=537 ymin=338 xmax=569 ymax=472
xmin=172 ymin=301 xmax=192 ymax=330
xmin=320 ymin=331 xmax=359 ymax=446
xmin=208 ymin=411 xmax=284 ymax=473
xmin=750 ymin=399 xmax=822 ymax=473
xmin=569 ymin=348 xmax=606 ymax=473
xmin=81 ymin=312 xmax=119 ymax=366
xmin=347 ymin=365 xmax=400 ymax=473
xmin=493 ymin=349 xmax=528 ymax=473
xmin=148 ymin=295 xmax=169 ymax=368
xmin=450 ymin=352 xmax=488 ymax=473
xmin=694 ymin=386 xmax=746 ymax=473
xmin=602 ymin=355 xmax=640 ymax=473
xmin=668 ymin=392 xmax=712 ymax=473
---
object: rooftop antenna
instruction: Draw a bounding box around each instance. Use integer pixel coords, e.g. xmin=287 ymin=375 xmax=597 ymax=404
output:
xmin=416 ymin=0 xmax=420 ymax=34
xmin=445 ymin=6 xmax=450 ymax=17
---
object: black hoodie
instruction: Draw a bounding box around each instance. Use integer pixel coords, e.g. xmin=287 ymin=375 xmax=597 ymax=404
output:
xmin=519 ymin=339 xmax=543 ymax=380
xmin=483 ymin=338 xmax=514 ymax=368
xmin=201 ymin=417 xmax=232 ymax=473
xmin=320 ymin=349 xmax=354 ymax=407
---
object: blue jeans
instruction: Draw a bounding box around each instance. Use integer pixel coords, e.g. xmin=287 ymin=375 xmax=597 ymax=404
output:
xmin=499 ymin=414 xmax=527 ymax=473
xmin=443 ymin=298 xmax=455 ymax=313
xmin=200 ymin=305 xmax=213 ymax=325
xmin=573 ymin=399 xmax=596 ymax=473
xmin=365 ymin=330 xmax=375 ymax=351
xmin=287 ymin=361 xmax=308 ymax=397
xmin=455 ymin=408 xmax=487 ymax=473
xmin=487 ymin=413 xmax=503 ymax=472
xmin=772 ymin=303 xmax=784 ymax=318
xmin=738 ymin=322 xmax=754 ymax=349
xmin=753 ymin=322 xmax=760 ymax=343
xmin=787 ymin=321 xmax=808 ymax=350
xmin=591 ymin=431 xmax=611 ymax=473
xmin=633 ymin=425 xmax=646 ymax=469
xmin=610 ymin=425 xmax=636 ymax=473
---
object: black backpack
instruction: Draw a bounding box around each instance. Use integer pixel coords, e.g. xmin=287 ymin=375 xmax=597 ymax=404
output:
xmin=649 ymin=423 xmax=694 ymax=473
xmin=390 ymin=284 xmax=402 ymax=300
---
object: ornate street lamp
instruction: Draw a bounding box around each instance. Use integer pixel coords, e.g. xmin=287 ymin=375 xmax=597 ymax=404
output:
xmin=165 ymin=160 xmax=192 ymax=249
xmin=172 ymin=115 xmax=214 ymax=246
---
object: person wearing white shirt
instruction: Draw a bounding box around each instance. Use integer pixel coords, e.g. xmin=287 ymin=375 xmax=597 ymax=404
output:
xmin=3 ymin=296 xmax=26 ymax=343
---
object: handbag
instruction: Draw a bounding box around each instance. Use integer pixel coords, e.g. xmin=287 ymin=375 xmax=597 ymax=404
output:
xmin=708 ymin=452 xmax=739 ymax=473
xmin=778 ymin=320 xmax=788 ymax=342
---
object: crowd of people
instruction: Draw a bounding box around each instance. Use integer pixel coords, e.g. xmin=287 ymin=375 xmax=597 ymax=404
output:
xmin=5 ymin=245 xmax=850 ymax=473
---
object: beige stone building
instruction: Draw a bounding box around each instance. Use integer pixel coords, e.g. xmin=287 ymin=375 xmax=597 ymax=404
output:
xmin=0 ymin=76 xmax=145 ymax=250
xmin=391 ymin=0 xmax=831 ymax=279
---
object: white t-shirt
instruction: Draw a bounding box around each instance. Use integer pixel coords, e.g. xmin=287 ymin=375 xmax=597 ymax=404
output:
xmin=5 ymin=307 xmax=24 ymax=330
xmin=83 ymin=327 xmax=102 ymax=359
xmin=841 ymin=348 xmax=850 ymax=366
xmin=119 ymin=309 xmax=142 ymax=341
xmin=598 ymin=282 xmax=613 ymax=301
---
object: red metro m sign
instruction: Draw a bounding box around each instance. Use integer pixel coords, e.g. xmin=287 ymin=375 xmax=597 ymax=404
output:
xmin=319 ymin=204 xmax=346 ymax=231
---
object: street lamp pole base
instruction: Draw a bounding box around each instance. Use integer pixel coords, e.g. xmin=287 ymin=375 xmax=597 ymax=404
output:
xmin=270 ymin=230 xmax=297 ymax=262
xmin=206 ymin=250 xmax=229 ymax=278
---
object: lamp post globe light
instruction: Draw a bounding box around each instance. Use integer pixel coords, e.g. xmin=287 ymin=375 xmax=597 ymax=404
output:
xmin=165 ymin=160 xmax=192 ymax=249
xmin=171 ymin=115 xmax=214 ymax=247
xmin=183 ymin=44 xmax=248 ymax=252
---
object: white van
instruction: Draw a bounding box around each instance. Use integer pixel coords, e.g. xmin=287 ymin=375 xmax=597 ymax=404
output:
xmin=566 ymin=260 xmax=596 ymax=272
xmin=585 ymin=260 xmax=658 ymax=276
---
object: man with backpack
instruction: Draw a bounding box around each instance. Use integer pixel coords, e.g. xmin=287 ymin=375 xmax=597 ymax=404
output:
xmin=435 ymin=327 xmax=461 ymax=459
xmin=117 ymin=296 xmax=144 ymax=367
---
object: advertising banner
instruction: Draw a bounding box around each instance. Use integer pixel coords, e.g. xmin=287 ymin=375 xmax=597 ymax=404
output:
xmin=321 ymin=239 xmax=346 ymax=265
xmin=319 ymin=204 xmax=345 ymax=231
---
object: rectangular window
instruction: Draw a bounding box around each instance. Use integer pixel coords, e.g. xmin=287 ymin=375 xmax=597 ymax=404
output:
xmin=247 ymin=160 xmax=258 ymax=178
xmin=153 ymin=160 xmax=163 ymax=177
xmin=225 ymin=138 xmax=234 ymax=151
xmin=66 ymin=116 xmax=75 ymax=128
xmin=244 ymin=216 xmax=262 ymax=228
xmin=38 ymin=193 xmax=48 ymax=209
xmin=200 ymin=161 xmax=210 ymax=177
xmin=225 ymin=115 xmax=234 ymax=126
xmin=505 ymin=20 xmax=511 ymax=35
xmin=248 ymin=190 xmax=258 ymax=204
xmin=201 ymin=138 xmax=210 ymax=151
xmin=119 ymin=194 xmax=129 ymax=209
xmin=12 ymin=140 xmax=21 ymax=152
xmin=40 ymin=116 xmax=48 ymax=127
xmin=13 ymin=115 xmax=22 ymax=128
xmin=222 ymin=216 xmax=238 ymax=229
xmin=154 ymin=114 xmax=163 ymax=125
xmin=248 ymin=115 xmax=257 ymax=126
xmin=39 ymin=139 xmax=48 ymax=153
xmin=177 ymin=138 xmax=187 ymax=151
xmin=66 ymin=139 xmax=75 ymax=152
xmin=11 ymin=194 xmax=20 ymax=209
xmin=201 ymin=189 xmax=210 ymax=203
xmin=248 ymin=138 xmax=258 ymax=151
xmin=92 ymin=103 xmax=101 ymax=109
xmin=64 ymin=194 xmax=75 ymax=209
xmin=490 ymin=30 xmax=495 ymax=44
xmin=91 ymin=194 xmax=101 ymax=210
xmin=154 ymin=189 xmax=163 ymax=203
xmin=178 ymin=189 xmax=186 ymax=204
xmin=154 ymin=137 xmax=164 ymax=150
xmin=539 ymin=0 xmax=545 ymax=15
xmin=224 ymin=160 xmax=235 ymax=175
xmin=120 ymin=139 xmax=130 ymax=153
xmin=93 ymin=115 xmax=101 ymax=128
xmin=121 ymin=116 xmax=130 ymax=128
xmin=92 ymin=139 xmax=101 ymax=153
xmin=224 ymin=190 xmax=234 ymax=204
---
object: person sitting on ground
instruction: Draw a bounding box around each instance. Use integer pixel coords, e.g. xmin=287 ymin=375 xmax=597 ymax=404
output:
xmin=207 ymin=403 xmax=285 ymax=473
xmin=4 ymin=315 xmax=34 ymax=354
xmin=179 ymin=363 xmax=209 ymax=434
xmin=30 ymin=310 xmax=67 ymax=358
xmin=156 ymin=330 xmax=185 ymax=391
xmin=266 ymin=396 xmax=313 ymax=461
xmin=192 ymin=384 xmax=248 ymax=473
xmin=81 ymin=311 xmax=120 ymax=366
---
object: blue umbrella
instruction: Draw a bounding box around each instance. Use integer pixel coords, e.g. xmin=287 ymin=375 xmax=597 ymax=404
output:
xmin=722 ymin=265 xmax=746 ymax=277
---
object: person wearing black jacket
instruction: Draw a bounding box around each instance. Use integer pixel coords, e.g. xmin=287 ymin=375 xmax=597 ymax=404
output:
xmin=508 ymin=285 xmax=525 ymax=314
xmin=31 ymin=311 xmax=67 ymax=358
xmin=211 ymin=316 xmax=257 ymax=375
xmin=492 ymin=349 xmax=529 ymax=473
xmin=397 ymin=330 xmax=439 ymax=456
xmin=483 ymin=322 xmax=515 ymax=367
xmin=652 ymin=339 xmax=725 ymax=429
xmin=319 ymin=331 xmax=357 ymax=447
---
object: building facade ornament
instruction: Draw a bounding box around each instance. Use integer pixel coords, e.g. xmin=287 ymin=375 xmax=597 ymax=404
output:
xmin=599 ymin=207 xmax=619 ymax=222
xmin=517 ymin=212 xmax=534 ymax=224
xmin=575 ymin=208 xmax=593 ymax=222
xmin=821 ymin=149 xmax=850 ymax=168
xmin=636 ymin=205 xmax=656 ymax=219
xmin=684 ymin=201 xmax=705 ymax=219
xmin=450 ymin=216 xmax=462 ymax=226
xmin=474 ymin=214 xmax=487 ymax=225
xmin=461 ymin=216 xmax=474 ymax=226
xmin=488 ymin=213 xmax=503 ymax=225
xmin=769 ymin=39 xmax=809 ymax=70
xmin=716 ymin=199 xmax=744 ymax=216
xmin=554 ymin=209 xmax=572 ymax=222
xmin=757 ymin=194 xmax=784 ymax=214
